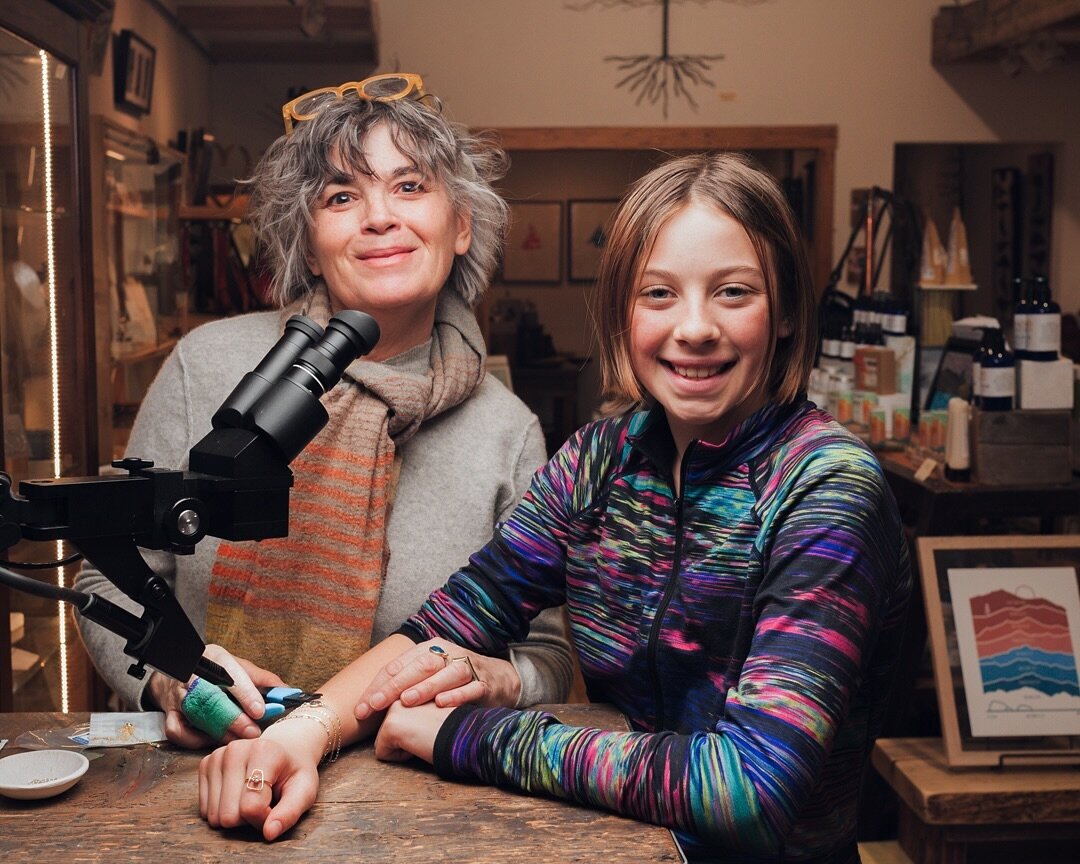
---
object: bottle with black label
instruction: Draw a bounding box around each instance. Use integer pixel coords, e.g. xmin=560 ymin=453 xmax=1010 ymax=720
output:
xmin=1027 ymin=274 xmax=1061 ymax=361
xmin=838 ymin=324 xmax=856 ymax=378
xmin=979 ymin=327 xmax=1015 ymax=411
xmin=1012 ymin=276 xmax=1031 ymax=361
xmin=886 ymin=301 xmax=908 ymax=338
xmin=819 ymin=320 xmax=842 ymax=371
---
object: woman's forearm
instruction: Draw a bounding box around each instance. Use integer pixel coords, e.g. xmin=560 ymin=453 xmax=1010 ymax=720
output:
xmin=264 ymin=633 xmax=416 ymax=759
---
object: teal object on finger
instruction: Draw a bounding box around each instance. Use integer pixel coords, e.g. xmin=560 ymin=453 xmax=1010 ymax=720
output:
xmin=180 ymin=677 xmax=242 ymax=740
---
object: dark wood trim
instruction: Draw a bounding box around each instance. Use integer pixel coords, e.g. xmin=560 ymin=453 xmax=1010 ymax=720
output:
xmin=178 ymin=4 xmax=372 ymax=30
xmin=494 ymin=125 xmax=837 ymax=152
xmin=490 ymin=126 xmax=838 ymax=297
xmin=207 ymin=40 xmax=377 ymax=64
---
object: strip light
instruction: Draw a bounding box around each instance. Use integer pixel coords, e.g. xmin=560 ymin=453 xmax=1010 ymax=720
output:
xmin=40 ymin=49 xmax=69 ymax=713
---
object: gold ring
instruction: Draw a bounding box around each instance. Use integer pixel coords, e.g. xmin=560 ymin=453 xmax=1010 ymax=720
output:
xmin=245 ymin=768 xmax=265 ymax=792
xmin=452 ymin=655 xmax=480 ymax=683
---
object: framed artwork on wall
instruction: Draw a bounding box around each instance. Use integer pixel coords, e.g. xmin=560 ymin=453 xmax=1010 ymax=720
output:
xmin=917 ymin=535 xmax=1080 ymax=767
xmin=568 ymin=199 xmax=618 ymax=283
xmin=113 ymin=29 xmax=156 ymax=116
xmin=501 ymin=201 xmax=562 ymax=283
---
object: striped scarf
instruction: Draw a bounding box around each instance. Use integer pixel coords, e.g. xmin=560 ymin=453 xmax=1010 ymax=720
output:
xmin=204 ymin=283 xmax=484 ymax=691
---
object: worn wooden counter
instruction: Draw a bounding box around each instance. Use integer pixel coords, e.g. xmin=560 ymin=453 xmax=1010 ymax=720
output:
xmin=0 ymin=706 xmax=683 ymax=863
xmin=872 ymin=737 xmax=1080 ymax=864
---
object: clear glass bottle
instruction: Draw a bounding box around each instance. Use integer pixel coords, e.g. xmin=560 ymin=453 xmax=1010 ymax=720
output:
xmin=979 ymin=327 xmax=1015 ymax=411
xmin=1026 ymin=274 xmax=1061 ymax=362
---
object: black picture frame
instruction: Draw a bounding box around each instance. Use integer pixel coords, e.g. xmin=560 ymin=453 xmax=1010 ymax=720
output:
xmin=924 ymin=336 xmax=979 ymax=411
xmin=113 ymin=29 xmax=156 ymax=116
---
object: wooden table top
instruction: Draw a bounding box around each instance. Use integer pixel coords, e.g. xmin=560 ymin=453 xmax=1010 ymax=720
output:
xmin=872 ymin=737 xmax=1080 ymax=826
xmin=0 ymin=706 xmax=683 ymax=863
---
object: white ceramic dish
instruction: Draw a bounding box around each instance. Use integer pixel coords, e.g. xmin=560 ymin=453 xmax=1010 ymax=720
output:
xmin=0 ymin=749 xmax=89 ymax=800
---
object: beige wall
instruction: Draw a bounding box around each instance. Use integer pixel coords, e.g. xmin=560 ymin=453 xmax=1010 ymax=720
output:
xmin=93 ymin=1 xmax=1080 ymax=346
xmin=372 ymin=0 xmax=1078 ymax=315
xmin=88 ymin=0 xmax=211 ymax=145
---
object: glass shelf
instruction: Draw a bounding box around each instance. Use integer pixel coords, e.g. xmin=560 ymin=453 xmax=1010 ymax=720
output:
xmin=0 ymin=204 xmax=69 ymax=215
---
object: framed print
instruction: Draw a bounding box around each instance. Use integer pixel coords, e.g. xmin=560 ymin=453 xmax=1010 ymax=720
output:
xmin=917 ymin=535 xmax=1080 ymax=767
xmin=568 ymin=199 xmax=618 ymax=283
xmin=501 ymin=201 xmax=562 ymax=283
xmin=113 ymin=30 xmax=156 ymax=115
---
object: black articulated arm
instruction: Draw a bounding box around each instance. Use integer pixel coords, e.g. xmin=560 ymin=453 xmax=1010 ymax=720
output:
xmin=0 ymin=310 xmax=379 ymax=689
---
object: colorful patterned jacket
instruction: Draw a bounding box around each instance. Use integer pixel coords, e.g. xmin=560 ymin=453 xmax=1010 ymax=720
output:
xmin=400 ymin=398 xmax=911 ymax=862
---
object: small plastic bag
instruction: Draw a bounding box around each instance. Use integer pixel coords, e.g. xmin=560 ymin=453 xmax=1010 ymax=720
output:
xmin=14 ymin=722 xmax=92 ymax=752
xmin=13 ymin=712 xmax=166 ymax=752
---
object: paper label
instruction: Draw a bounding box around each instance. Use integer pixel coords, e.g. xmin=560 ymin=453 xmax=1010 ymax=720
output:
xmin=1013 ymin=314 xmax=1029 ymax=350
xmin=914 ymin=458 xmax=939 ymax=482
xmin=1027 ymin=314 xmax=1061 ymax=353
xmin=981 ymin=367 xmax=1015 ymax=398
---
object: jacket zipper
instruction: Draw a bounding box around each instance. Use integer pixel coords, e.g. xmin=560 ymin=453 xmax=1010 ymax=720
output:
xmin=646 ymin=441 xmax=693 ymax=731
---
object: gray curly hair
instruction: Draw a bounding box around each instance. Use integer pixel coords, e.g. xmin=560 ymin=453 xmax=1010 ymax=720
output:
xmin=244 ymin=96 xmax=510 ymax=308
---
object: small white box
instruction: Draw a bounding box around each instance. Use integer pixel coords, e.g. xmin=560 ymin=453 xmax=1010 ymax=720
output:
xmin=1018 ymin=358 xmax=1074 ymax=410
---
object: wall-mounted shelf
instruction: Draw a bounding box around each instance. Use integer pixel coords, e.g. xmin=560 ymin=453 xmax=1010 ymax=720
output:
xmin=933 ymin=0 xmax=1080 ymax=64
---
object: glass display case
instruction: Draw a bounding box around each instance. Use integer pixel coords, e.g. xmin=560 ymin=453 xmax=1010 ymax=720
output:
xmin=90 ymin=117 xmax=184 ymax=464
xmin=0 ymin=11 xmax=98 ymax=712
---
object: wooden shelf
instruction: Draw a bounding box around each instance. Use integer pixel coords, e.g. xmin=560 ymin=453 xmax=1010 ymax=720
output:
xmin=179 ymin=194 xmax=249 ymax=221
xmin=106 ymin=201 xmax=169 ymax=220
xmin=933 ymin=0 xmax=1080 ymax=64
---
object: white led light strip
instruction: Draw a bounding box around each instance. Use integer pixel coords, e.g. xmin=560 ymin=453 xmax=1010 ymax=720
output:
xmin=40 ymin=49 xmax=69 ymax=713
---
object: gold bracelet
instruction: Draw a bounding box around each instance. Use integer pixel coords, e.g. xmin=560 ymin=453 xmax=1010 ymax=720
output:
xmin=274 ymin=699 xmax=342 ymax=763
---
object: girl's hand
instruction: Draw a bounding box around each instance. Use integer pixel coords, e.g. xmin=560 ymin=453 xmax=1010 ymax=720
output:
xmin=148 ymin=644 xmax=286 ymax=748
xmin=354 ymin=639 xmax=521 ymax=721
xmin=198 ymin=720 xmax=323 ymax=841
xmin=374 ymin=700 xmax=456 ymax=764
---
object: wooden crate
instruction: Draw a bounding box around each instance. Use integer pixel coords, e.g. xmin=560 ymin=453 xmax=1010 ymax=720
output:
xmin=971 ymin=408 xmax=1072 ymax=486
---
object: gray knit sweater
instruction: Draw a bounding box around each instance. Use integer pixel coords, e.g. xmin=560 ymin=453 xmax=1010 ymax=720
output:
xmin=74 ymin=310 xmax=574 ymax=710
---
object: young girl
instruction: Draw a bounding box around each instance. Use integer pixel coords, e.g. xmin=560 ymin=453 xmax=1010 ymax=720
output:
xmin=200 ymin=153 xmax=911 ymax=863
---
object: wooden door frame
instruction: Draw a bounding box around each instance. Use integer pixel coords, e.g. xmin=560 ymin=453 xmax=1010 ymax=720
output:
xmin=492 ymin=125 xmax=837 ymax=297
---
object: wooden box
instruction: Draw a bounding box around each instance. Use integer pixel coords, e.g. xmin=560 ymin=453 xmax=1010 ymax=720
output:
xmin=971 ymin=408 xmax=1072 ymax=486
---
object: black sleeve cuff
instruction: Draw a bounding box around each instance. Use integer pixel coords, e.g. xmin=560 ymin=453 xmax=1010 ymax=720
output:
xmin=393 ymin=622 xmax=426 ymax=643
xmin=432 ymin=704 xmax=481 ymax=779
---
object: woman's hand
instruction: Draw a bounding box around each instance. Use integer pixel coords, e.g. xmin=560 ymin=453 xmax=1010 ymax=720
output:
xmin=354 ymin=639 xmax=521 ymax=722
xmin=147 ymin=644 xmax=286 ymax=748
xmin=374 ymin=700 xmax=456 ymax=764
xmin=198 ymin=720 xmax=323 ymax=842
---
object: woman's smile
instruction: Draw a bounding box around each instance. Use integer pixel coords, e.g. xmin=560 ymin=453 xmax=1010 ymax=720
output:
xmin=358 ymin=246 xmax=414 ymax=264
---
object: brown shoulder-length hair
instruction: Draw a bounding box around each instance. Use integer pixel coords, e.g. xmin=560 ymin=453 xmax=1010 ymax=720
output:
xmin=592 ymin=151 xmax=818 ymax=412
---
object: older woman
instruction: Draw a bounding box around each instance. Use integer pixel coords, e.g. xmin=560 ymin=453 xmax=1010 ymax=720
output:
xmin=74 ymin=74 xmax=573 ymax=747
